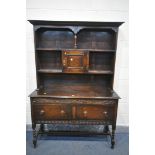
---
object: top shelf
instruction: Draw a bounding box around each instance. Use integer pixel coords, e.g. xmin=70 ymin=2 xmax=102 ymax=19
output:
xmin=36 ymin=48 xmax=116 ymax=52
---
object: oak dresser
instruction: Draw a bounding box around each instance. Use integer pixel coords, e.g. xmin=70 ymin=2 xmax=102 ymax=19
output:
xmin=28 ymin=20 xmax=124 ymax=148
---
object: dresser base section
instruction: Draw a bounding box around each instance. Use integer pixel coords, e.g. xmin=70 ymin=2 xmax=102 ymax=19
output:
xmin=31 ymin=97 xmax=118 ymax=149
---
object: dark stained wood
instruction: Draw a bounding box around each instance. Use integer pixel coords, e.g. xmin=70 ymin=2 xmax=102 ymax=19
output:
xmin=62 ymin=50 xmax=89 ymax=73
xmin=76 ymin=104 xmax=113 ymax=121
xmin=28 ymin=20 xmax=124 ymax=148
xmin=89 ymin=52 xmax=114 ymax=71
xmin=37 ymin=74 xmax=114 ymax=93
xmin=38 ymin=50 xmax=62 ymax=70
xmin=33 ymin=104 xmax=72 ymax=120
xmin=77 ymin=29 xmax=115 ymax=50
xmin=37 ymin=69 xmax=113 ymax=74
xmin=36 ymin=28 xmax=74 ymax=49
xmin=30 ymin=86 xmax=119 ymax=99
xmin=28 ymin=20 xmax=124 ymax=27
xmin=36 ymin=48 xmax=116 ymax=52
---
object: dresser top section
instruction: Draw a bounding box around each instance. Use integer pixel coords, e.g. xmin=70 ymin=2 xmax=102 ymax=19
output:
xmin=28 ymin=20 xmax=124 ymax=27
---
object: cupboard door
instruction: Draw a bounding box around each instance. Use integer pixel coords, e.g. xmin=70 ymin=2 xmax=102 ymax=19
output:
xmin=67 ymin=55 xmax=83 ymax=67
xmin=62 ymin=50 xmax=89 ymax=73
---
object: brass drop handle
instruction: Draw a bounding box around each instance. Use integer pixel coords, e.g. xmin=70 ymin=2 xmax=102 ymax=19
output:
xmin=103 ymin=111 xmax=108 ymax=116
xmin=83 ymin=110 xmax=88 ymax=117
xmin=60 ymin=110 xmax=65 ymax=115
xmin=40 ymin=110 xmax=45 ymax=115
xmin=103 ymin=111 xmax=107 ymax=115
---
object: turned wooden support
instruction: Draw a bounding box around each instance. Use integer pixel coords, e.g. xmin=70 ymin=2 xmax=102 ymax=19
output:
xmin=74 ymin=34 xmax=77 ymax=48
xmin=32 ymin=123 xmax=37 ymax=148
xmin=103 ymin=125 xmax=110 ymax=134
xmin=40 ymin=124 xmax=45 ymax=132
xmin=111 ymin=125 xmax=116 ymax=149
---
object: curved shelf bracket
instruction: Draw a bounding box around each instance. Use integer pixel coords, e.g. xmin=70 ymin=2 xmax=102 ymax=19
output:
xmin=34 ymin=26 xmax=42 ymax=31
xmin=69 ymin=26 xmax=83 ymax=34
xmin=111 ymin=28 xmax=118 ymax=33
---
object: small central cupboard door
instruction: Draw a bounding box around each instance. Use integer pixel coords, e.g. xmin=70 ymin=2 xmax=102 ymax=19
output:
xmin=62 ymin=50 xmax=89 ymax=73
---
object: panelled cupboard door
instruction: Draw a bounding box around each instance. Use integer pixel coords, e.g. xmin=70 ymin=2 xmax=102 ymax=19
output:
xmin=62 ymin=50 xmax=89 ymax=73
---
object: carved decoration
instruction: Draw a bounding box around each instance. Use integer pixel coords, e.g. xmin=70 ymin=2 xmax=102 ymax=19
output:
xmin=32 ymin=98 xmax=117 ymax=105
xmin=36 ymin=120 xmax=112 ymax=125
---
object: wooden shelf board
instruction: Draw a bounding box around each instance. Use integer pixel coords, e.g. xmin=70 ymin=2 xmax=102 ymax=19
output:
xmin=37 ymin=69 xmax=113 ymax=74
xmin=88 ymin=70 xmax=113 ymax=74
xmin=30 ymin=83 xmax=120 ymax=99
xmin=38 ymin=69 xmax=62 ymax=73
xmin=36 ymin=48 xmax=116 ymax=52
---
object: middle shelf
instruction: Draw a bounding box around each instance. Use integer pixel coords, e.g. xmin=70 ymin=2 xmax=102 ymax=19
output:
xmin=37 ymin=69 xmax=114 ymax=74
xmin=36 ymin=50 xmax=115 ymax=74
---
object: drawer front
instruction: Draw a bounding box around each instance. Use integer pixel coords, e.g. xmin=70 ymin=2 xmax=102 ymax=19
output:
xmin=32 ymin=98 xmax=62 ymax=104
xmin=33 ymin=104 xmax=71 ymax=120
xmin=31 ymin=98 xmax=117 ymax=122
xmin=76 ymin=105 xmax=114 ymax=121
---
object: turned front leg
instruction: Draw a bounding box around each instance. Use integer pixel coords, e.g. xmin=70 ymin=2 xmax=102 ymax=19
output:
xmin=103 ymin=125 xmax=109 ymax=134
xmin=111 ymin=125 xmax=116 ymax=149
xmin=32 ymin=123 xmax=37 ymax=148
xmin=40 ymin=124 xmax=45 ymax=132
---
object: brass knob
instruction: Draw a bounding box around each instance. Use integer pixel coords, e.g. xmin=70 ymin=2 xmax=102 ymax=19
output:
xmin=60 ymin=110 xmax=65 ymax=114
xmin=103 ymin=111 xmax=108 ymax=115
xmin=83 ymin=110 xmax=88 ymax=115
xmin=70 ymin=58 xmax=73 ymax=61
xmin=40 ymin=110 xmax=45 ymax=115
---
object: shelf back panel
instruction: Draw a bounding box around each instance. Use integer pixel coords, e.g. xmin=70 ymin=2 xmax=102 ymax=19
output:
xmin=38 ymin=74 xmax=113 ymax=90
xmin=36 ymin=28 xmax=74 ymax=49
xmin=37 ymin=50 xmax=62 ymax=70
xmin=77 ymin=29 xmax=115 ymax=50
xmin=89 ymin=52 xmax=115 ymax=71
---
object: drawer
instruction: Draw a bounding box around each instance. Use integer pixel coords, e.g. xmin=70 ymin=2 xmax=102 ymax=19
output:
xmin=76 ymin=105 xmax=113 ymax=120
xmin=32 ymin=98 xmax=61 ymax=104
xmin=33 ymin=104 xmax=71 ymax=120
